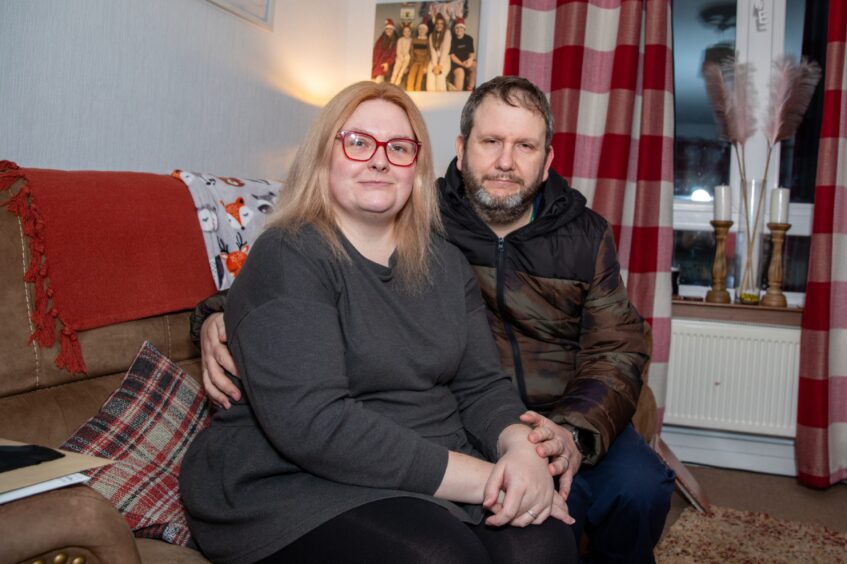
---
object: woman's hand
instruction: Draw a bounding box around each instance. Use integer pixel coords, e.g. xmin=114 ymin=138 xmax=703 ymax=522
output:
xmin=434 ymin=451 xmax=495 ymax=504
xmin=200 ymin=313 xmax=241 ymax=409
xmin=482 ymin=425 xmax=575 ymax=527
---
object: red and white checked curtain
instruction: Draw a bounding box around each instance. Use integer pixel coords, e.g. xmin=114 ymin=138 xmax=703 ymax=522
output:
xmin=796 ymin=0 xmax=847 ymax=488
xmin=504 ymin=0 xmax=674 ymax=426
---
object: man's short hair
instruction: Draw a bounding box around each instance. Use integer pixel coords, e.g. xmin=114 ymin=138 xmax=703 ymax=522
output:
xmin=459 ymin=76 xmax=554 ymax=149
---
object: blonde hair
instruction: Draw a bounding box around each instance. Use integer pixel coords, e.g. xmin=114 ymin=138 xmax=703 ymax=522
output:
xmin=269 ymin=81 xmax=442 ymax=289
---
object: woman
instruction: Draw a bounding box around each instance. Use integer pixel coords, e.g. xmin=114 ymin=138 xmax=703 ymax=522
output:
xmin=390 ymin=23 xmax=413 ymax=86
xmin=371 ymin=18 xmax=397 ymax=83
xmin=426 ymin=13 xmax=451 ymax=91
xmin=180 ymin=82 xmax=577 ymax=564
xmin=406 ymin=22 xmax=430 ymax=91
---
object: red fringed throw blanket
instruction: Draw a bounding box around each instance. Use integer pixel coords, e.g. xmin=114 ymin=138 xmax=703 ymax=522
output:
xmin=0 ymin=161 xmax=216 ymax=374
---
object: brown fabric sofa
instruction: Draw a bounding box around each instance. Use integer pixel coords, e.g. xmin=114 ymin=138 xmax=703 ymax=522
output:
xmin=0 ymin=168 xmax=210 ymax=563
xmin=0 ymin=165 xmax=660 ymax=564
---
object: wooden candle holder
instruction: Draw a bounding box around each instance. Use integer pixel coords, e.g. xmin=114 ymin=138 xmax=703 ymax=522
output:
xmin=761 ymin=222 xmax=791 ymax=307
xmin=706 ymin=220 xmax=733 ymax=304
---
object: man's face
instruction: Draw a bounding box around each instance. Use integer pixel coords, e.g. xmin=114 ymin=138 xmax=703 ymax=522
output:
xmin=455 ymin=96 xmax=554 ymax=226
xmin=455 ymin=25 xmax=465 ymax=38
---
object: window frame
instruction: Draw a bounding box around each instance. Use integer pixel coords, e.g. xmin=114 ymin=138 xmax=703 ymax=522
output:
xmin=674 ymin=0 xmax=813 ymax=307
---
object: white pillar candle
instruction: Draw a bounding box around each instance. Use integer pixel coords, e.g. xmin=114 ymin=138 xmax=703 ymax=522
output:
xmin=770 ymin=187 xmax=790 ymax=224
xmin=713 ymin=185 xmax=731 ymax=221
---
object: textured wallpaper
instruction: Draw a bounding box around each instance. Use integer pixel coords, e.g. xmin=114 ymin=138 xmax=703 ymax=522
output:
xmin=0 ymin=0 xmax=507 ymax=178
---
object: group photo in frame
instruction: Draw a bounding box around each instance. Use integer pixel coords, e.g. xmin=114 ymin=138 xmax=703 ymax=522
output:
xmin=371 ymin=0 xmax=480 ymax=92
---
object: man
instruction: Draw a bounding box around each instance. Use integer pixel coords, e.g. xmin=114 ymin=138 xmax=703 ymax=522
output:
xmin=449 ymin=18 xmax=476 ymax=91
xmin=194 ymin=77 xmax=675 ymax=563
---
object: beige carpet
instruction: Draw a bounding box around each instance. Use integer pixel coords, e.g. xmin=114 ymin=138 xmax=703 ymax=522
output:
xmin=655 ymin=505 xmax=847 ymax=563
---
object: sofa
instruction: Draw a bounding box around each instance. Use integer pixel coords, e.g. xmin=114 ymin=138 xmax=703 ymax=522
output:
xmin=0 ymin=164 xmax=214 ymax=563
xmin=0 ymin=163 xmax=660 ymax=564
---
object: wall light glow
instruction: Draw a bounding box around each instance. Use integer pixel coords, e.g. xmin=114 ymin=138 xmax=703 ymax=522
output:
xmin=268 ymin=33 xmax=349 ymax=106
xmin=267 ymin=71 xmax=338 ymax=107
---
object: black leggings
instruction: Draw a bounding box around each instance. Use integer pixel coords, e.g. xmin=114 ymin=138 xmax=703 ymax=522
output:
xmin=256 ymin=497 xmax=577 ymax=564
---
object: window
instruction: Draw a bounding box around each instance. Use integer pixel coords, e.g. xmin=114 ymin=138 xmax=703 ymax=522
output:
xmin=671 ymin=0 xmax=823 ymax=307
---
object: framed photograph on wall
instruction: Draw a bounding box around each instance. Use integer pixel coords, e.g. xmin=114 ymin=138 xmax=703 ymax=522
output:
xmin=372 ymin=0 xmax=480 ymax=92
xmin=206 ymin=0 xmax=275 ymax=30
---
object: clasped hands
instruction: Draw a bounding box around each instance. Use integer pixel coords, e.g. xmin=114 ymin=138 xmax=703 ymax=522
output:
xmin=484 ymin=415 xmax=582 ymax=528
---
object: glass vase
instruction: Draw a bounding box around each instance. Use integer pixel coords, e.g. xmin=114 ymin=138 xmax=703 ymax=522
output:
xmin=736 ymin=179 xmax=765 ymax=304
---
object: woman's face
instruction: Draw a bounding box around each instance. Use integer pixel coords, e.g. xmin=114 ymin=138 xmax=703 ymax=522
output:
xmin=402 ymin=26 xmax=412 ymax=38
xmin=329 ymin=99 xmax=417 ymax=230
xmin=417 ymin=24 xmax=428 ymax=38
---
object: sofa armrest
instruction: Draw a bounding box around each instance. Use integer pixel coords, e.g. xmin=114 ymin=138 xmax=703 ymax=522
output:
xmin=0 ymin=485 xmax=140 ymax=564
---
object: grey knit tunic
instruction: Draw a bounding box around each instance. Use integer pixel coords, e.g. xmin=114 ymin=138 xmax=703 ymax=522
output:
xmin=180 ymin=226 xmax=527 ymax=564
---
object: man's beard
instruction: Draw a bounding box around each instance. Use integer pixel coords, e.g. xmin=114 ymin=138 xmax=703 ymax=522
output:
xmin=462 ymin=159 xmax=544 ymax=226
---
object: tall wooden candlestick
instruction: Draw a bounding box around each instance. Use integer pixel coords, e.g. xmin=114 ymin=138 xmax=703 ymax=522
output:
xmin=762 ymin=222 xmax=791 ymax=307
xmin=706 ymin=220 xmax=733 ymax=304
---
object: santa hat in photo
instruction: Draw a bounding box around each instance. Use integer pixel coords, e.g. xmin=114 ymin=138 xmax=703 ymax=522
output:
xmin=384 ymin=18 xmax=396 ymax=29
xmin=454 ymin=17 xmax=466 ymax=29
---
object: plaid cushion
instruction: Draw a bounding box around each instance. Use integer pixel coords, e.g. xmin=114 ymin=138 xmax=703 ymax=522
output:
xmin=61 ymin=341 xmax=211 ymax=546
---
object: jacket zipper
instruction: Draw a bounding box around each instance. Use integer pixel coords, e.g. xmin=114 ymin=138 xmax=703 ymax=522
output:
xmin=496 ymin=237 xmax=528 ymax=404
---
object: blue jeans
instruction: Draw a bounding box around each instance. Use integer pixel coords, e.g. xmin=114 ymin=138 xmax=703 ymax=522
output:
xmin=565 ymin=425 xmax=676 ymax=563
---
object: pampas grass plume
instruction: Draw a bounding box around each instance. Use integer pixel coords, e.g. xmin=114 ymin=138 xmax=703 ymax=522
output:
xmin=764 ymin=56 xmax=822 ymax=147
xmin=729 ymin=60 xmax=757 ymax=145
xmin=703 ymin=61 xmax=736 ymax=142
xmin=703 ymin=58 xmax=757 ymax=145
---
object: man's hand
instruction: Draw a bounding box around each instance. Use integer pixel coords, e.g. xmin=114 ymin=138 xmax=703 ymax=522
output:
xmin=200 ymin=313 xmax=241 ymax=409
xmin=520 ymin=411 xmax=584 ymax=501
xmin=482 ymin=425 xmax=574 ymax=527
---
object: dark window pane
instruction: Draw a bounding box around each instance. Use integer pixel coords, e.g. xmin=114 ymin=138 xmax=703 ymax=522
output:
xmin=674 ymin=138 xmax=731 ymax=198
xmin=759 ymin=234 xmax=810 ymax=293
xmin=673 ymin=0 xmax=736 ymax=200
xmin=777 ymin=0 xmax=826 ymax=204
xmin=673 ymin=230 xmax=737 ymax=288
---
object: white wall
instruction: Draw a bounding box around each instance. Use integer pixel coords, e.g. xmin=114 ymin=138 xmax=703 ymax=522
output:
xmin=0 ymin=0 xmax=508 ymax=178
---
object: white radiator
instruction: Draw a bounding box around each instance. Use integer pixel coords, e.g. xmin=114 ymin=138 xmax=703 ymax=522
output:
xmin=665 ymin=319 xmax=801 ymax=438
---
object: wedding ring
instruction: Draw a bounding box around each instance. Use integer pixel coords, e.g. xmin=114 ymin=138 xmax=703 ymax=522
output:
xmin=527 ymin=509 xmax=538 ymax=519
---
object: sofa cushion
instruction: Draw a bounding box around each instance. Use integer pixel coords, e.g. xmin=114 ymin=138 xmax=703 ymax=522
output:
xmin=60 ymin=341 xmax=211 ymax=546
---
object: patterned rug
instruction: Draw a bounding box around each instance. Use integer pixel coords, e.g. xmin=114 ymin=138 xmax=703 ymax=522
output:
xmin=655 ymin=505 xmax=847 ymax=563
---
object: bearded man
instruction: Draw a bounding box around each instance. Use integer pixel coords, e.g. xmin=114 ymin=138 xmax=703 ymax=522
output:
xmin=194 ymin=76 xmax=675 ymax=563
xmin=437 ymin=76 xmax=675 ymax=562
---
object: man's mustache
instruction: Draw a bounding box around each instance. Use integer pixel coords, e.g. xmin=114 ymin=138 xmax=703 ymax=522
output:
xmin=482 ymin=174 xmax=524 ymax=186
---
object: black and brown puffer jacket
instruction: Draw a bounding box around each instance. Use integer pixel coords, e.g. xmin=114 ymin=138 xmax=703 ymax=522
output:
xmin=438 ymin=159 xmax=648 ymax=464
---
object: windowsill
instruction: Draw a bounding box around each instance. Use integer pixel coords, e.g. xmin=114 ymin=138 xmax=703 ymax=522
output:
xmin=672 ymin=298 xmax=803 ymax=327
